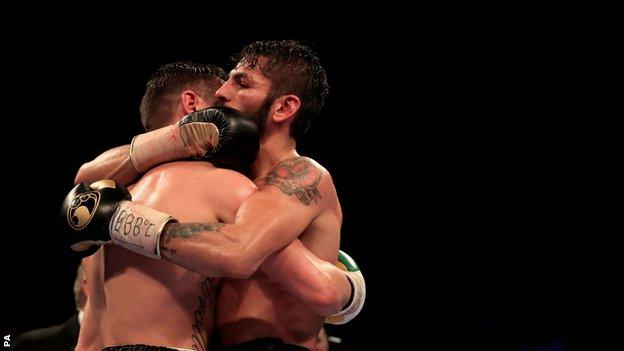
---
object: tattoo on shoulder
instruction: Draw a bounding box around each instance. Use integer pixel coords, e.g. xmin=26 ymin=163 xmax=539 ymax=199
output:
xmin=264 ymin=157 xmax=322 ymax=206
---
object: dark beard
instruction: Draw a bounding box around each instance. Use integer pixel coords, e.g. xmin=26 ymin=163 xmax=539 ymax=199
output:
xmin=215 ymin=95 xmax=273 ymax=136
xmin=251 ymin=95 xmax=273 ymax=137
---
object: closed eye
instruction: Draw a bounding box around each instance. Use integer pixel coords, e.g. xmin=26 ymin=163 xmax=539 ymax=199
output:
xmin=236 ymin=77 xmax=249 ymax=88
xmin=231 ymin=72 xmax=251 ymax=88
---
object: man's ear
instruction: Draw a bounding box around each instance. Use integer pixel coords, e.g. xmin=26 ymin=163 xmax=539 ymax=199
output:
xmin=180 ymin=90 xmax=200 ymax=114
xmin=272 ymin=95 xmax=301 ymax=123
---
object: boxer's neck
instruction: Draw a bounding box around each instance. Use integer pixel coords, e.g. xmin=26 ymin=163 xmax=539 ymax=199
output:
xmin=252 ymin=135 xmax=297 ymax=181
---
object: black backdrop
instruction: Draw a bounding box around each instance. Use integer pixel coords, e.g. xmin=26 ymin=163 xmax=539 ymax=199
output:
xmin=1 ymin=18 xmax=596 ymax=350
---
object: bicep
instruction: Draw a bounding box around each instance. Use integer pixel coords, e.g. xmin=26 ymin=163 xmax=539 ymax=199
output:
xmin=233 ymin=185 xmax=321 ymax=262
xmin=232 ymin=158 xmax=335 ymax=263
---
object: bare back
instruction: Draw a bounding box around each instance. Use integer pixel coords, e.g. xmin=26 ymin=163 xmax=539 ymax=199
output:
xmin=77 ymin=161 xmax=254 ymax=351
xmin=216 ymin=157 xmax=342 ymax=350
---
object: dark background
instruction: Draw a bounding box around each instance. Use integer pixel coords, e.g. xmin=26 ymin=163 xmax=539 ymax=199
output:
xmin=1 ymin=14 xmax=603 ymax=350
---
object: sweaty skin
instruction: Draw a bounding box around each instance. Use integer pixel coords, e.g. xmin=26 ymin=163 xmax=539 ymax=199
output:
xmin=77 ymin=161 xmax=251 ymax=351
xmin=214 ymin=157 xmax=343 ymax=350
xmin=77 ymin=161 xmax=348 ymax=351
xmin=74 ymin=55 xmax=355 ymax=350
xmin=149 ymin=60 xmax=348 ymax=349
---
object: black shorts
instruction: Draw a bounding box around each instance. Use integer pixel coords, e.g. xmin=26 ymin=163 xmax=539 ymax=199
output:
xmin=220 ymin=337 xmax=309 ymax=351
xmin=102 ymin=345 xmax=186 ymax=351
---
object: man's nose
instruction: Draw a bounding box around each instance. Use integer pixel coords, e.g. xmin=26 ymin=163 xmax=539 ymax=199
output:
xmin=214 ymin=84 xmax=229 ymax=103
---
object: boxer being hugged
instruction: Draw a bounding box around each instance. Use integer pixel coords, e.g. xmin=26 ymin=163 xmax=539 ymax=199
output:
xmin=69 ymin=42 xmax=367 ymax=350
xmin=67 ymin=62 xmax=355 ymax=351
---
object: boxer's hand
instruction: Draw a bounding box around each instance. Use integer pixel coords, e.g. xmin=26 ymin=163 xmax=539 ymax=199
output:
xmin=325 ymin=251 xmax=366 ymax=325
xmin=61 ymin=180 xmax=175 ymax=259
xmin=195 ymin=106 xmax=260 ymax=172
xmin=61 ymin=180 xmax=130 ymax=256
xmin=130 ymin=106 xmax=259 ymax=173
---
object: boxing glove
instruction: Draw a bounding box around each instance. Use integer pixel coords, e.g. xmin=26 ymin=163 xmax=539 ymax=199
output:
xmin=130 ymin=106 xmax=259 ymax=173
xmin=61 ymin=179 xmax=175 ymax=258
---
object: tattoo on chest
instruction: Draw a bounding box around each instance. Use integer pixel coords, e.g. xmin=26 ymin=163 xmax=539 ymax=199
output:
xmin=191 ymin=278 xmax=216 ymax=351
xmin=264 ymin=157 xmax=322 ymax=206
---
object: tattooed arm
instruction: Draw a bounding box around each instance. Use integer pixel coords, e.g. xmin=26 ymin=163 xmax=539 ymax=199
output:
xmin=161 ymin=224 xmax=351 ymax=315
xmin=158 ymin=157 xmax=335 ymax=279
xmin=80 ymin=156 xmax=351 ymax=314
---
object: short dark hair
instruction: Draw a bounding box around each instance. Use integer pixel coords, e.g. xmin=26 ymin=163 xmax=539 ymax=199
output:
xmin=234 ymin=40 xmax=329 ymax=140
xmin=140 ymin=62 xmax=227 ymax=131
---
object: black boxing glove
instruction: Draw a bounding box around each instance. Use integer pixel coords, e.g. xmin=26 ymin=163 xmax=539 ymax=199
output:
xmin=129 ymin=106 xmax=259 ymax=174
xmin=198 ymin=106 xmax=260 ymax=173
xmin=61 ymin=179 xmax=175 ymax=258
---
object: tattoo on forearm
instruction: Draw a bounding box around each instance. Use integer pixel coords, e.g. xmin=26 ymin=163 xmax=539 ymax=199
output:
xmin=160 ymin=223 xmax=224 ymax=257
xmin=160 ymin=232 xmax=177 ymax=256
xmin=264 ymin=157 xmax=322 ymax=206
xmin=191 ymin=278 xmax=216 ymax=351
xmin=167 ymin=223 xmax=224 ymax=239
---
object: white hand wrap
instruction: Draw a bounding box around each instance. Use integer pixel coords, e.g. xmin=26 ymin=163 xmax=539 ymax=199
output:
xmin=129 ymin=121 xmax=219 ymax=173
xmin=325 ymin=250 xmax=366 ymax=325
xmin=109 ymin=201 xmax=176 ymax=259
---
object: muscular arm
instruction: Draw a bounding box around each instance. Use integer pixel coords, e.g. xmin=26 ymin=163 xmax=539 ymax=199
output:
xmin=153 ymin=158 xmax=349 ymax=315
xmin=158 ymin=157 xmax=331 ymax=279
xmin=74 ymin=145 xmax=140 ymax=185
xmin=260 ymin=240 xmax=351 ymax=316
xmin=73 ymin=157 xmax=350 ymax=315
xmin=159 ymin=223 xmax=350 ymax=316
